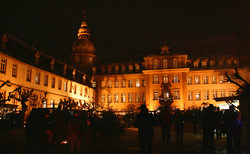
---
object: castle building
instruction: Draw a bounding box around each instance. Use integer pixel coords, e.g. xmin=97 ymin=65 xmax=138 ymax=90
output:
xmin=93 ymin=44 xmax=239 ymax=111
xmin=0 ymin=14 xmax=240 ymax=117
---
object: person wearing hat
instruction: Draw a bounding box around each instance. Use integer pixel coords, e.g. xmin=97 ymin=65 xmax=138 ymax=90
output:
xmin=134 ymin=104 xmax=155 ymax=154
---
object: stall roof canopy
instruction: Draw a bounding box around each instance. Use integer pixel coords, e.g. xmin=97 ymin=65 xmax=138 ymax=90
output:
xmin=214 ymin=96 xmax=240 ymax=102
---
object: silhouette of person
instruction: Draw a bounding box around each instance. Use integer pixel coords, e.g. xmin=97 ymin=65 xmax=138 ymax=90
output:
xmin=134 ymin=105 xmax=155 ymax=154
xmin=192 ymin=109 xmax=198 ymax=134
xmin=173 ymin=109 xmax=184 ymax=145
xmin=201 ymin=104 xmax=215 ymax=149
xmin=215 ymin=107 xmax=223 ymax=139
xmin=159 ymin=106 xmax=172 ymax=144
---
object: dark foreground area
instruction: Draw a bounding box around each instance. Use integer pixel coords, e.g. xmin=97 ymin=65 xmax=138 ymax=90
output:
xmin=0 ymin=124 xmax=240 ymax=154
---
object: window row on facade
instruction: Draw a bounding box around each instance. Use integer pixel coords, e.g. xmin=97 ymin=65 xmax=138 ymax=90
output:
xmin=187 ymin=89 xmax=234 ymax=101
xmin=97 ymin=63 xmax=142 ymax=75
xmin=193 ymin=58 xmax=236 ymax=69
xmin=100 ymin=79 xmax=146 ymax=88
xmin=0 ymin=56 xmax=90 ymax=97
xmin=187 ymin=75 xmax=227 ymax=85
xmin=153 ymin=89 xmax=180 ymax=100
xmin=101 ymin=93 xmax=146 ymax=103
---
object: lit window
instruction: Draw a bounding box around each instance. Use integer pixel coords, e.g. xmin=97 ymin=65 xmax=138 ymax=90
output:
xmin=26 ymin=68 xmax=32 ymax=82
xmin=122 ymin=66 xmax=126 ymax=73
xmin=142 ymin=93 xmax=146 ymax=102
xmin=69 ymin=82 xmax=72 ymax=92
xmin=135 ymin=93 xmax=140 ymax=102
xmin=135 ymin=64 xmax=140 ymax=72
xmin=210 ymin=60 xmax=215 ymax=68
xmin=188 ymin=91 xmax=193 ymax=101
xmin=0 ymin=58 xmax=7 ymax=73
xmin=173 ymin=75 xmax=179 ymax=83
xmin=51 ymin=77 xmax=55 ymax=88
xmin=101 ymin=67 xmax=106 ymax=74
xmin=121 ymin=80 xmax=126 ymax=88
xmin=115 ymin=65 xmax=119 ymax=74
xmin=74 ymin=85 xmax=77 ymax=94
xmin=204 ymin=90 xmax=209 ymax=100
xmin=219 ymin=75 xmax=224 ymax=84
xmin=163 ymin=59 xmax=168 ymax=68
xmin=211 ymin=75 xmax=217 ymax=84
xmin=44 ymin=75 xmax=48 ymax=86
xmin=121 ymin=94 xmax=126 ymax=102
xmin=221 ymin=90 xmax=225 ymax=97
xmin=194 ymin=76 xmax=200 ymax=84
xmin=101 ymin=94 xmax=105 ymax=103
xmin=107 ymin=94 xmax=112 ymax=103
xmin=229 ymin=90 xmax=234 ymax=96
xmin=12 ymin=63 xmax=18 ymax=77
xmin=101 ymin=81 xmax=106 ymax=88
xmin=115 ymin=80 xmax=119 ymax=88
xmin=92 ymin=80 xmax=96 ymax=88
xmin=163 ymin=91 xmax=170 ymax=99
xmin=84 ymin=88 xmax=88 ymax=96
xmin=107 ymin=80 xmax=112 ymax=88
xmin=136 ymin=79 xmax=140 ymax=87
xmin=128 ymin=93 xmax=133 ymax=102
xmin=35 ymin=72 xmax=40 ymax=84
xmin=80 ymin=87 xmax=83 ymax=96
xmin=153 ymin=59 xmax=158 ymax=69
xmin=203 ymin=76 xmax=209 ymax=84
xmin=108 ymin=67 xmax=112 ymax=74
xmin=128 ymin=80 xmax=133 ymax=87
xmin=142 ymin=79 xmax=146 ymax=87
xmin=163 ymin=75 xmax=169 ymax=83
xmin=153 ymin=76 xmax=159 ymax=84
xmin=174 ymin=89 xmax=180 ymax=100
xmin=58 ymin=80 xmax=62 ymax=90
xmin=114 ymin=94 xmax=119 ymax=103
xmin=212 ymin=90 xmax=218 ymax=99
xmin=153 ymin=90 xmax=159 ymax=100
xmin=128 ymin=65 xmax=133 ymax=73
xmin=195 ymin=91 xmax=201 ymax=100
xmin=50 ymin=100 xmax=54 ymax=108
xmin=187 ymin=76 xmax=192 ymax=85
xmin=64 ymin=81 xmax=67 ymax=92
xmin=173 ymin=58 xmax=178 ymax=68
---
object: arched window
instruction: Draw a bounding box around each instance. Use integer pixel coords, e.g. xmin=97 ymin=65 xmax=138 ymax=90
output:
xmin=153 ymin=59 xmax=158 ymax=69
xmin=163 ymin=59 xmax=168 ymax=68
xmin=173 ymin=58 xmax=178 ymax=68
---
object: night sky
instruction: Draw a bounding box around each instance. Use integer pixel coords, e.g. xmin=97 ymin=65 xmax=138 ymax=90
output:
xmin=1 ymin=1 xmax=250 ymax=65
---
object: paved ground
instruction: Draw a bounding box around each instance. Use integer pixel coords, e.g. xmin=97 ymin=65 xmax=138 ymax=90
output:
xmin=0 ymin=123 xmax=239 ymax=154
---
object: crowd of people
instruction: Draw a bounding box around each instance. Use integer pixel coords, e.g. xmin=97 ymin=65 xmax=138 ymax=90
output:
xmin=134 ymin=104 xmax=243 ymax=154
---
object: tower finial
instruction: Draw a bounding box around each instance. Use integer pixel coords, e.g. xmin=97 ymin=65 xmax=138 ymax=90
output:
xmin=77 ymin=11 xmax=90 ymax=39
xmin=161 ymin=41 xmax=170 ymax=54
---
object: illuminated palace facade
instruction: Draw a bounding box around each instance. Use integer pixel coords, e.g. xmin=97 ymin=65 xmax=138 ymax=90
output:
xmin=93 ymin=46 xmax=238 ymax=111
xmin=0 ymin=15 xmax=239 ymax=115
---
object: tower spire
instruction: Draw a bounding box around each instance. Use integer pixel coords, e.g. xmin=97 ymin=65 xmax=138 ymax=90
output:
xmin=77 ymin=11 xmax=90 ymax=39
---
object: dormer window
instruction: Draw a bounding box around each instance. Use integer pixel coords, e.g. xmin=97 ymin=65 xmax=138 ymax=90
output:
xmin=163 ymin=59 xmax=168 ymax=68
xmin=101 ymin=67 xmax=106 ymax=74
xmin=202 ymin=60 xmax=207 ymax=68
xmin=128 ymin=65 xmax=133 ymax=73
xmin=115 ymin=65 xmax=119 ymax=74
xmin=218 ymin=60 xmax=224 ymax=67
xmin=108 ymin=66 xmax=112 ymax=74
xmin=72 ymin=69 xmax=76 ymax=79
xmin=50 ymin=59 xmax=55 ymax=71
xmin=173 ymin=58 xmax=178 ymax=68
xmin=226 ymin=59 xmax=232 ymax=67
xmin=194 ymin=61 xmax=199 ymax=69
xmin=153 ymin=59 xmax=158 ymax=69
xmin=121 ymin=65 xmax=126 ymax=73
xmin=63 ymin=65 xmax=67 ymax=76
xmin=135 ymin=64 xmax=140 ymax=72
xmin=35 ymin=51 xmax=40 ymax=65
xmin=92 ymin=67 xmax=96 ymax=75
xmin=210 ymin=60 xmax=215 ymax=68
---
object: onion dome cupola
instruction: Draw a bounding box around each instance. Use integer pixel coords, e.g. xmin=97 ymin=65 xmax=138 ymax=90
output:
xmin=70 ymin=12 xmax=97 ymax=74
